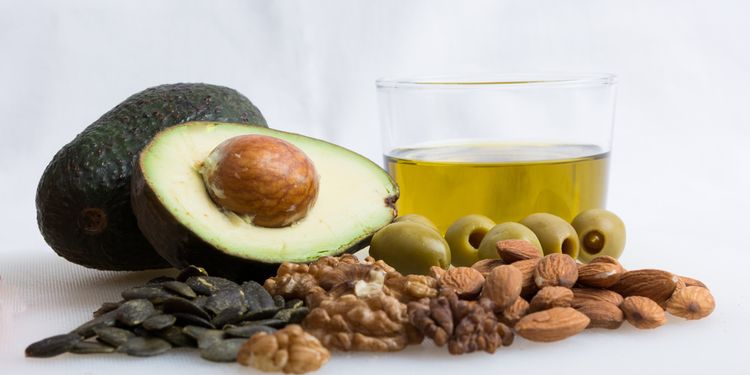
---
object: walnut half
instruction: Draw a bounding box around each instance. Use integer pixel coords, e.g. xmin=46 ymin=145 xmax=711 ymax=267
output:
xmin=237 ymin=324 xmax=329 ymax=374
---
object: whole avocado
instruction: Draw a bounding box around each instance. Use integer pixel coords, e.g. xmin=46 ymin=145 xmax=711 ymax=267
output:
xmin=36 ymin=83 xmax=267 ymax=270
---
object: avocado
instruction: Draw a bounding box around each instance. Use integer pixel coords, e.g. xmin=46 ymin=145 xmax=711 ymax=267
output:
xmin=131 ymin=122 xmax=399 ymax=281
xmin=36 ymin=84 xmax=267 ymax=270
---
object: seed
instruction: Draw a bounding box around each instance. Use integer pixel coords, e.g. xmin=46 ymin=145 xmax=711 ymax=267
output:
xmin=160 ymin=281 xmax=198 ymax=299
xmin=94 ymin=326 xmax=135 ymax=347
xmin=186 ymin=276 xmax=239 ymax=296
xmin=172 ymin=313 xmax=216 ymax=329
xmin=240 ymin=318 xmax=286 ymax=328
xmin=70 ymin=341 xmax=115 ymax=354
xmin=273 ymin=307 xmax=309 ymax=324
xmin=121 ymin=337 xmax=172 ymax=357
xmin=116 ymin=299 xmax=156 ymax=326
xmin=121 ymin=286 xmax=174 ymax=304
xmin=25 ymin=333 xmax=82 ymax=358
xmin=92 ymin=301 xmax=122 ymax=318
xmin=147 ymin=276 xmax=176 ymax=284
xmin=211 ymin=305 xmax=246 ymax=328
xmin=73 ymin=311 xmax=117 ymax=338
xmin=161 ymin=297 xmax=211 ymax=321
xmin=241 ymin=281 xmax=276 ymax=311
xmin=155 ymin=325 xmax=196 ymax=348
xmin=177 ymin=265 xmax=209 ymax=282
xmin=183 ymin=326 xmax=226 ymax=349
xmin=205 ymin=287 xmax=247 ymax=316
xmin=142 ymin=314 xmax=177 ymax=331
xmin=224 ymin=325 xmax=277 ymax=338
xmin=284 ymin=299 xmax=304 ymax=309
xmin=200 ymin=339 xmax=247 ymax=362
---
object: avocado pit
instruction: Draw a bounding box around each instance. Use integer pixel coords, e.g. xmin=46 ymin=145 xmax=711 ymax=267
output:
xmin=200 ymin=135 xmax=319 ymax=228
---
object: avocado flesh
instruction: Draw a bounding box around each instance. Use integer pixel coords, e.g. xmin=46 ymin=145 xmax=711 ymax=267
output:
xmin=36 ymin=83 xmax=267 ymax=270
xmin=132 ymin=122 xmax=398 ymax=278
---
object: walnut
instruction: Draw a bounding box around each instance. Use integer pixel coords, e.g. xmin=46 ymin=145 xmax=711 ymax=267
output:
xmin=263 ymin=262 xmax=324 ymax=299
xmin=237 ymin=324 xmax=329 ymax=374
xmin=384 ymin=273 xmax=438 ymax=303
xmin=408 ymin=289 xmax=514 ymax=355
xmin=302 ymin=292 xmax=419 ymax=352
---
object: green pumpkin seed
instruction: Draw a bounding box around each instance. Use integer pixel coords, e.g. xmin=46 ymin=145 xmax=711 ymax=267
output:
xmin=200 ymin=339 xmax=247 ymax=362
xmin=240 ymin=318 xmax=286 ymax=328
xmin=173 ymin=313 xmax=215 ymax=328
xmin=73 ymin=311 xmax=117 ymax=338
xmin=205 ymin=287 xmax=247 ymax=316
xmin=284 ymin=299 xmax=304 ymax=309
xmin=161 ymin=298 xmax=211 ymax=320
xmin=116 ymin=299 xmax=156 ymax=326
xmin=147 ymin=276 xmax=175 ymax=284
xmin=183 ymin=326 xmax=226 ymax=349
xmin=92 ymin=301 xmax=122 ymax=318
xmin=241 ymin=281 xmax=275 ymax=311
xmin=155 ymin=326 xmax=196 ymax=348
xmin=186 ymin=276 xmax=238 ymax=295
xmin=94 ymin=326 xmax=135 ymax=347
xmin=25 ymin=333 xmax=82 ymax=358
xmin=70 ymin=341 xmax=115 ymax=354
xmin=224 ymin=325 xmax=276 ymax=338
xmin=161 ymin=281 xmax=197 ymax=299
xmin=177 ymin=265 xmax=208 ymax=282
xmin=273 ymin=307 xmax=309 ymax=324
xmin=121 ymin=337 xmax=172 ymax=357
xmin=121 ymin=286 xmax=173 ymax=304
xmin=142 ymin=314 xmax=177 ymax=331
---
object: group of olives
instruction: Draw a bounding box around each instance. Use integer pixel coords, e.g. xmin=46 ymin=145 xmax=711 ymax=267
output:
xmin=369 ymin=209 xmax=626 ymax=275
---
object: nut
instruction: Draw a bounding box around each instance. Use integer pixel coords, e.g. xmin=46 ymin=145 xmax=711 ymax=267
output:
xmin=572 ymin=288 xmax=624 ymax=307
xmin=496 ymin=240 xmax=542 ymax=263
xmin=676 ymin=275 xmax=708 ymax=290
xmin=666 ymin=286 xmax=715 ymax=320
xmin=471 ymin=259 xmax=505 ymax=277
xmin=237 ymin=324 xmax=329 ymax=374
xmin=575 ymin=300 xmax=623 ymax=329
xmin=528 ymin=287 xmax=573 ymax=313
xmin=480 ymin=265 xmax=522 ymax=311
xmin=510 ymin=258 xmax=540 ymax=297
xmin=590 ymin=255 xmax=624 ymax=267
xmin=577 ymin=261 xmax=624 ymax=288
xmin=200 ymin=135 xmax=319 ymax=228
xmin=621 ymin=296 xmax=666 ymax=329
xmin=514 ymin=307 xmax=590 ymax=342
xmin=534 ymin=254 xmax=578 ymax=289
xmin=384 ymin=274 xmax=438 ymax=303
xmin=499 ymin=297 xmax=529 ymax=326
xmin=430 ymin=266 xmax=485 ymax=298
xmin=611 ymin=269 xmax=677 ymax=308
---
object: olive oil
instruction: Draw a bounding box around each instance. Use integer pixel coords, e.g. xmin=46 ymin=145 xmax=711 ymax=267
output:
xmin=385 ymin=143 xmax=609 ymax=234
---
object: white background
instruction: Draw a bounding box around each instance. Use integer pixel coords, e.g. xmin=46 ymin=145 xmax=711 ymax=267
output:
xmin=1 ymin=0 xmax=749 ymax=374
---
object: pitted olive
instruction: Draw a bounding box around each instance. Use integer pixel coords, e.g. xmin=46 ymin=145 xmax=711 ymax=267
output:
xmin=571 ymin=209 xmax=626 ymax=263
xmin=444 ymin=214 xmax=496 ymax=267
xmin=394 ymin=214 xmax=440 ymax=232
xmin=520 ymin=213 xmax=579 ymax=258
xmin=368 ymin=221 xmax=450 ymax=275
xmin=476 ymin=222 xmax=542 ymax=261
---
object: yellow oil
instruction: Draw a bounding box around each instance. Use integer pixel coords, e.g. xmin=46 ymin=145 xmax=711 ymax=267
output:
xmin=385 ymin=143 xmax=610 ymax=234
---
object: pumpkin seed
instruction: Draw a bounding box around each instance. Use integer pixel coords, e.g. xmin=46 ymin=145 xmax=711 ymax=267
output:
xmin=183 ymin=326 xmax=226 ymax=349
xmin=121 ymin=286 xmax=173 ymax=304
xmin=161 ymin=281 xmax=197 ymax=299
xmin=177 ymin=265 xmax=208 ymax=282
xmin=240 ymin=318 xmax=286 ymax=328
xmin=70 ymin=341 xmax=115 ymax=354
xmin=161 ymin=297 xmax=211 ymax=320
xmin=285 ymin=299 xmax=304 ymax=309
xmin=224 ymin=325 xmax=276 ymax=338
xmin=92 ymin=301 xmax=122 ymax=318
xmin=273 ymin=307 xmax=309 ymax=324
xmin=147 ymin=276 xmax=175 ymax=284
xmin=142 ymin=314 xmax=177 ymax=331
xmin=205 ymin=287 xmax=247 ymax=316
xmin=200 ymin=339 xmax=247 ymax=362
xmin=186 ymin=276 xmax=238 ymax=295
xmin=94 ymin=326 xmax=135 ymax=347
xmin=211 ymin=305 xmax=246 ymax=328
xmin=155 ymin=325 xmax=196 ymax=348
xmin=25 ymin=333 xmax=82 ymax=358
xmin=172 ymin=313 xmax=215 ymax=328
xmin=73 ymin=311 xmax=117 ymax=338
xmin=121 ymin=337 xmax=172 ymax=357
xmin=116 ymin=299 xmax=156 ymax=326
xmin=241 ymin=281 xmax=276 ymax=311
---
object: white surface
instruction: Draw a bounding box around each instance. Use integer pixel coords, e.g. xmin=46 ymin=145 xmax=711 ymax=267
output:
xmin=1 ymin=0 xmax=749 ymax=374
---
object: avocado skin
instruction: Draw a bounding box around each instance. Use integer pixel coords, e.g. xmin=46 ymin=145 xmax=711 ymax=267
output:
xmin=36 ymin=84 xmax=267 ymax=270
xmin=130 ymin=129 xmax=380 ymax=282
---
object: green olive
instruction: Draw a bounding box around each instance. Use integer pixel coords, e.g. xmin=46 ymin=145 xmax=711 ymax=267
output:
xmin=444 ymin=214 xmax=496 ymax=267
xmin=477 ymin=222 xmax=542 ymax=261
xmin=520 ymin=213 xmax=579 ymax=258
xmin=571 ymin=209 xmax=626 ymax=263
xmin=393 ymin=214 xmax=440 ymax=233
xmin=368 ymin=221 xmax=451 ymax=275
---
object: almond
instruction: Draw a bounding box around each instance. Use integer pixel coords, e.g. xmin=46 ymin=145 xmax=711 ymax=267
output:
xmin=514 ymin=307 xmax=590 ymax=342
xmin=534 ymin=254 xmax=578 ymax=289
xmin=677 ymin=275 xmax=708 ymax=289
xmin=610 ymin=269 xmax=677 ymax=308
xmin=621 ymin=296 xmax=666 ymax=329
xmin=575 ymin=300 xmax=623 ymax=329
xmin=496 ymin=239 xmax=542 ymax=263
xmin=572 ymin=288 xmax=624 ymax=307
xmin=666 ymin=286 xmax=715 ymax=320
xmin=499 ymin=297 xmax=529 ymax=326
xmin=510 ymin=258 xmax=540 ymax=297
xmin=431 ymin=266 xmax=485 ymax=298
xmin=577 ymin=262 xmax=624 ymax=288
xmin=528 ymin=287 xmax=573 ymax=313
xmin=590 ymin=255 xmax=624 ymax=268
xmin=480 ymin=265 xmax=522 ymax=310
xmin=471 ymin=259 xmax=505 ymax=277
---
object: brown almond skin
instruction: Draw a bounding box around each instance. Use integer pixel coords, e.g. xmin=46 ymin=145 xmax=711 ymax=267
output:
xmin=621 ymin=296 xmax=666 ymax=329
xmin=666 ymin=286 xmax=715 ymax=320
xmin=528 ymin=287 xmax=573 ymax=313
xmin=496 ymin=239 xmax=543 ymax=263
xmin=510 ymin=258 xmax=540 ymax=297
xmin=433 ymin=267 xmax=485 ymax=298
xmin=481 ymin=265 xmax=522 ymax=310
xmin=677 ymin=275 xmax=707 ymax=289
xmin=577 ymin=262 xmax=623 ymax=288
xmin=500 ymin=297 xmax=529 ymax=326
xmin=471 ymin=259 xmax=505 ymax=278
xmin=572 ymin=288 xmax=624 ymax=307
xmin=611 ymin=269 xmax=677 ymax=308
xmin=575 ymin=300 xmax=624 ymax=329
xmin=534 ymin=254 xmax=578 ymax=289
xmin=514 ymin=307 xmax=590 ymax=342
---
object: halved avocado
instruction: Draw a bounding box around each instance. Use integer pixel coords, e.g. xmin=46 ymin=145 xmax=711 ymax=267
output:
xmin=131 ymin=121 xmax=399 ymax=281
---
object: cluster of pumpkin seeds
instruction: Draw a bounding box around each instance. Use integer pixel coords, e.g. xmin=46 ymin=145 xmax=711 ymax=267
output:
xmin=25 ymin=266 xmax=309 ymax=361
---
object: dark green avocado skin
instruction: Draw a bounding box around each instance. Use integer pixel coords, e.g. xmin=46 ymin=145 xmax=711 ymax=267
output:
xmin=36 ymin=83 xmax=267 ymax=270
